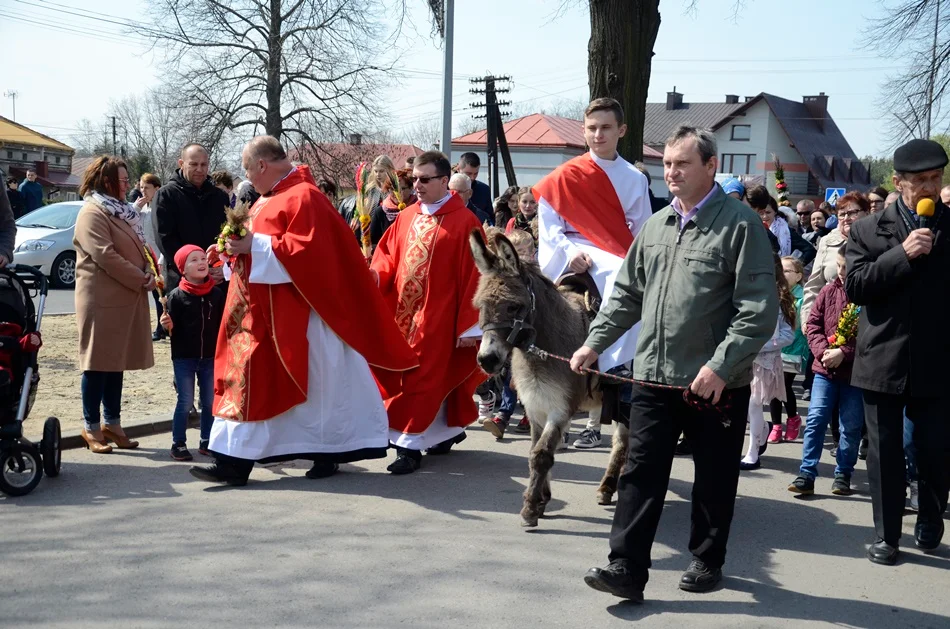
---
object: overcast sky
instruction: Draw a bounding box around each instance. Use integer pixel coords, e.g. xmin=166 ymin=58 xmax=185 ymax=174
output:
xmin=1 ymin=0 xmax=899 ymax=158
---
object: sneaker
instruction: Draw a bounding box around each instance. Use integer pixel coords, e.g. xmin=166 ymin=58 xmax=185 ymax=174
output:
xmin=830 ymin=446 xmax=838 ymax=458
xmin=859 ymin=438 xmax=868 ymax=460
xmin=788 ymin=475 xmax=815 ymax=495
xmin=477 ymin=391 xmax=496 ymax=420
xmin=801 ymin=389 xmax=811 ymax=401
xmin=512 ymin=417 xmax=531 ymax=434
xmin=784 ymin=415 xmax=802 ymax=441
xmin=573 ymin=428 xmax=602 ymax=449
xmin=767 ymin=424 xmax=784 ymax=444
xmin=557 ymin=430 xmax=569 ymax=451
xmin=909 ymin=480 xmax=920 ymax=511
xmin=482 ymin=415 xmax=508 ymax=440
xmin=198 ymin=439 xmax=211 ymax=456
xmin=831 ymin=474 xmax=852 ymax=495
xmin=171 ymin=442 xmax=193 ymax=461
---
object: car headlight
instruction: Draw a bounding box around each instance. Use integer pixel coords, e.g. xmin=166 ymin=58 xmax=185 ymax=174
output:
xmin=15 ymin=240 xmax=55 ymax=253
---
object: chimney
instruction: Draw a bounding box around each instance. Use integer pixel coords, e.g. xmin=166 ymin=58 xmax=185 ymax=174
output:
xmin=33 ymin=160 xmax=49 ymax=178
xmin=803 ymin=92 xmax=828 ymax=131
xmin=725 ymin=94 xmax=739 ymax=104
xmin=666 ymin=87 xmax=683 ymax=111
xmin=348 ymin=133 xmax=362 ymax=145
xmin=744 ymin=96 xmax=755 ymax=102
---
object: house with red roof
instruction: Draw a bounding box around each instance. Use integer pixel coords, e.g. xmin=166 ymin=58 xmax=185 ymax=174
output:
xmin=292 ymin=134 xmax=424 ymax=191
xmin=450 ymin=113 xmax=668 ymax=199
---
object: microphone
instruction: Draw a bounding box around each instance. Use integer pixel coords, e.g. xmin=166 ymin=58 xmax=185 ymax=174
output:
xmin=917 ymin=198 xmax=936 ymax=230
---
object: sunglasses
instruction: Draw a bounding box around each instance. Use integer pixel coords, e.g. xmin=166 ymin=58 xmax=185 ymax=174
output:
xmin=796 ymin=211 xmax=811 ymax=217
xmin=412 ymin=175 xmax=444 ymax=184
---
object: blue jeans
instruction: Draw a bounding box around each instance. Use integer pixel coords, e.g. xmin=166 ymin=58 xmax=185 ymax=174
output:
xmin=498 ymin=371 xmax=516 ymax=417
xmin=81 ymin=371 xmax=123 ymax=430
xmin=799 ymin=374 xmax=865 ymax=479
xmin=172 ymin=358 xmax=214 ymax=444
xmin=904 ymin=412 xmax=917 ymax=482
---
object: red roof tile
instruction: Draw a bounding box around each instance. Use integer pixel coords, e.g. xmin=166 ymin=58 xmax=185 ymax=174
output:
xmin=291 ymin=142 xmax=425 ymax=186
xmin=453 ymin=113 xmax=662 ymax=159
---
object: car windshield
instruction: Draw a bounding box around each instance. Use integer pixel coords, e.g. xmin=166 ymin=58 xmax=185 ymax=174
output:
xmin=16 ymin=203 xmax=81 ymax=230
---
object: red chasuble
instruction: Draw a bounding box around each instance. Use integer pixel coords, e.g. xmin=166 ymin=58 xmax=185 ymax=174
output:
xmin=532 ymin=153 xmax=632 ymax=258
xmin=213 ymin=165 xmax=418 ymax=423
xmin=371 ymin=193 xmax=484 ymax=435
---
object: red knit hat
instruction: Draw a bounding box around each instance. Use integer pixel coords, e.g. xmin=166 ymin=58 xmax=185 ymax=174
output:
xmin=174 ymin=244 xmax=205 ymax=274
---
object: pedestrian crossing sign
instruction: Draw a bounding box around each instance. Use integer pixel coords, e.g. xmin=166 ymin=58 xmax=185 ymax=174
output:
xmin=825 ymin=188 xmax=846 ymax=206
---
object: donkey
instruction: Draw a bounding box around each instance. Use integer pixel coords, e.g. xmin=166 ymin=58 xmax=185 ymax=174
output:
xmin=469 ymin=231 xmax=629 ymax=527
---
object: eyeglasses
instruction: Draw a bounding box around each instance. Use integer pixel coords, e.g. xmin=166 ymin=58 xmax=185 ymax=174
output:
xmin=839 ymin=209 xmax=867 ymax=220
xmin=869 ymin=199 xmax=885 ymax=206
xmin=412 ymin=175 xmax=444 ymax=184
xmin=796 ymin=212 xmax=811 ymax=217
xmin=118 ymin=178 xmax=130 ymax=184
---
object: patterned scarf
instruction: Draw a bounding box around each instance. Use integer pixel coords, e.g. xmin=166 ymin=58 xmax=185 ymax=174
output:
xmin=86 ymin=192 xmax=146 ymax=244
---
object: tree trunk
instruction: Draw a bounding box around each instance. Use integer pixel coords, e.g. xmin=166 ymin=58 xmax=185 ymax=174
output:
xmin=265 ymin=0 xmax=284 ymax=140
xmin=588 ymin=0 xmax=661 ymax=162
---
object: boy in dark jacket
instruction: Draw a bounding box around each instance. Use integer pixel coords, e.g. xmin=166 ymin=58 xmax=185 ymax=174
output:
xmin=789 ymin=245 xmax=864 ymax=497
xmin=160 ymin=245 xmax=225 ymax=461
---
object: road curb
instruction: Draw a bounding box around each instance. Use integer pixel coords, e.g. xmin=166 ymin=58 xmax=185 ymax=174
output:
xmin=61 ymin=414 xmax=198 ymax=450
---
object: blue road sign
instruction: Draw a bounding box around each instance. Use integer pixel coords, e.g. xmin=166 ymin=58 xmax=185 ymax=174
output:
xmin=825 ymin=188 xmax=846 ymax=206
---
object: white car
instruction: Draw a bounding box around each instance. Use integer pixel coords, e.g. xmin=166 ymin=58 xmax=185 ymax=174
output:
xmin=13 ymin=201 xmax=83 ymax=289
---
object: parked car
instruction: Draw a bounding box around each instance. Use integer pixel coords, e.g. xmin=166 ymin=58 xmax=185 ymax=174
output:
xmin=13 ymin=201 xmax=82 ymax=289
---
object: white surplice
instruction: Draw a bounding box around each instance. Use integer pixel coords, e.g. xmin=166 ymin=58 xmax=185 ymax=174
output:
xmin=387 ymin=192 xmax=480 ymax=451
xmin=209 ymin=233 xmax=389 ymax=460
xmin=537 ymin=151 xmax=652 ymax=371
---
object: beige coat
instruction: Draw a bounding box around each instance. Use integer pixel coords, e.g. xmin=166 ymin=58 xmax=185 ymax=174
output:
xmin=801 ymin=226 xmax=846 ymax=333
xmin=73 ymin=202 xmax=155 ymax=372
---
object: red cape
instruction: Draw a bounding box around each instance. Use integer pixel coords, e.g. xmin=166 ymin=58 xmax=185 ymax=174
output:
xmin=371 ymin=194 xmax=484 ymax=434
xmin=213 ymin=165 xmax=418 ymax=423
xmin=532 ymin=153 xmax=632 ymax=258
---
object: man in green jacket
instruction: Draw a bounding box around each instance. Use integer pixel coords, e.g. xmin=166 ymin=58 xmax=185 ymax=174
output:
xmin=576 ymin=125 xmax=778 ymax=602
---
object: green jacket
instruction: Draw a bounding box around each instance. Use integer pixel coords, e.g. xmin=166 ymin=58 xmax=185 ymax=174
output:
xmin=585 ymin=185 xmax=778 ymax=388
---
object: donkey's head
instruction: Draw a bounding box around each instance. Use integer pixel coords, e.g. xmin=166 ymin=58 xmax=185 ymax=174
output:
xmin=469 ymin=229 xmax=537 ymax=375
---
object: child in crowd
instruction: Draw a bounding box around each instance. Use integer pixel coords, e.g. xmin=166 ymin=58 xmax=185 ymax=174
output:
xmin=504 ymin=187 xmax=539 ymax=246
xmin=740 ymin=254 xmax=796 ymax=470
xmin=789 ymin=245 xmax=864 ymax=496
xmin=482 ymin=229 xmax=536 ymax=439
xmin=769 ymin=256 xmax=808 ymax=443
xmin=160 ymin=245 xmax=226 ymax=461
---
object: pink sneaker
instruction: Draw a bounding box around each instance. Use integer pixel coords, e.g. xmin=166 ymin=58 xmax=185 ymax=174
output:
xmin=784 ymin=415 xmax=802 ymax=442
xmin=767 ymin=424 xmax=784 ymax=444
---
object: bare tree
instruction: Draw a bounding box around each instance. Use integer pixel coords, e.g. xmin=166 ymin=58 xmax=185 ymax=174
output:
xmin=403 ymin=117 xmax=441 ymax=149
xmin=865 ymin=0 xmax=950 ymax=144
xmin=137 ymin=0 xmax=403 ymax=154
xmin=70 ymin=118 xmax=112 ymax=157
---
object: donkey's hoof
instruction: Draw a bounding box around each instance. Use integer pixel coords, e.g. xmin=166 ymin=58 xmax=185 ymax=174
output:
xmin=520 ymin=506 xmax=540 ymax=527
xmin=597 ymin=492 xmax=614 ymax=506
xmin=521 ymin=517 xmax=539 ymax=528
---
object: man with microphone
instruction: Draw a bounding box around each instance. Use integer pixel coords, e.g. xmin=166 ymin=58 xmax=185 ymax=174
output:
xmin=845 ymin=138 xmax=950 ymax=566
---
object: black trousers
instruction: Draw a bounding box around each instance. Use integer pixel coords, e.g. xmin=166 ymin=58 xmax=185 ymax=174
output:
xmin=608 ymin=383 xmax=750 ymax=585
xmin=769 ymin=372 xmax=798 ymax=423
xmin=863 ymin=390 xmax=950 ymax=545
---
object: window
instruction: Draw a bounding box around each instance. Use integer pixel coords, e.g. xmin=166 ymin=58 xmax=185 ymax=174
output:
xmin=55 ymin=156 xmax=61 ymax=164
xmin=21 ymin=153 xmax=27 ymax=161
xmin=721 ymin=154 xmax=755 ymax=175
xmin=731 ymin=124 xmax=751 ymax=141
xmin=5 ymin=151 xmax=11 ymax=159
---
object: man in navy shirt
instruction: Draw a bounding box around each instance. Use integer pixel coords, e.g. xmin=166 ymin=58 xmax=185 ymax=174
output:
xmin=457 ymin=152 xmax=493 ymax=225
xmin=18 ymin=170 xmax=44 ymax=213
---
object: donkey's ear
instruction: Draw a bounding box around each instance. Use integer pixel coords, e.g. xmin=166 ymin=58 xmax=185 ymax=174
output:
xmin=493 ymin=234 xmax=522 ymax=274
xmin=469 ymin=229 xmax=497 ymax=274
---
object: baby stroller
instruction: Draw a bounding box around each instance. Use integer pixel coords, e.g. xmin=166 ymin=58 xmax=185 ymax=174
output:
xmin=0 ymin=264 xmax=60 ymax=497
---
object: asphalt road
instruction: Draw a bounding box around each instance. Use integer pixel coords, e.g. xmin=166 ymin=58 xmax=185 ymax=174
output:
xmin=33 ymin=288 xmax=75 ymax=317
xmin=2 ymin=422 xmax=948 ymax=628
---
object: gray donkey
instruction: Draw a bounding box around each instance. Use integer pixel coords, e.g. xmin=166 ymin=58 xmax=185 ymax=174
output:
xmin=469 ymin=231 xmax=629 ymax=527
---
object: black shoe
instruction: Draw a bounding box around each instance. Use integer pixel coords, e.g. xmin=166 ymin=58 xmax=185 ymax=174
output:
xmin=739 ymin=459 xmax=761 ymax=471
xmin=388 ymin=452 xmax=421 ymax=475
xmin=867 ymin=539 xmax=899 ymax=565
xmin=152 ymin=330 xmax=166 ymax=342
xmin=831 ymin=474 xmax=852 ymax=496
xmin=679 ymin=558 xmax=722 ymax=593
xmin=171 ymin=442 xmax=193 ymax=461
xmin=859 ymin=438 xmax=868 ymax=461
xmin=801 ymin=389 xmax=811 ymax=401
xmin=306 ymin=462 xmax=340 ymax=479
xmin=426 ymin=431 xmax=467 ymax=455
xmin=830 ymin=446 xmax=838 ymax=458
xmin=189 ymin=462 xmax=249 ymax=486
xmin=914 ymin=520 xmax=945 ymax=551
xmin=583 ymin=563 xmax=644 ymax=602
xmin=674 ymin=438 xmax=692 ymax=456
xmin=198 ymin=440 xmax=211 ymax=457
xmin=788 ymin=475 xmax=815 ymax=495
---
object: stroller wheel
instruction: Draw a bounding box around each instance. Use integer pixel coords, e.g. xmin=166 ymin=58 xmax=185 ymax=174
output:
xmin=0 ymin=443 xmax=43 ymax=497
xmin=42 ymin=417 xmax=62 ymax=477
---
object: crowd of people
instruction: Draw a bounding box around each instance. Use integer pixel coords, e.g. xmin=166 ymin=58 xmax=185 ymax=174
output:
xmin=34 ymin=94 xmax=946 ymax=605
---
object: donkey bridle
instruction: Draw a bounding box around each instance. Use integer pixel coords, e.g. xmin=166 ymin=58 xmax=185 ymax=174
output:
xmin=481 ymin=275 xmax=538 ymax=350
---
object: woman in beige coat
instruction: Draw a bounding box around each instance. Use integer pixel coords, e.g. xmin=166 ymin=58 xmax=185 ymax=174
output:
xmin=74 ymin=156 xmax=156 ymax=453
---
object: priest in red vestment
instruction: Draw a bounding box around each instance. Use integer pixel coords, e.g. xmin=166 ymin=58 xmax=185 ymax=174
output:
xmin=371 ymin=150 xmax=485 ymax=474
xmin=189 ymin=136 xmax=418 ymax=486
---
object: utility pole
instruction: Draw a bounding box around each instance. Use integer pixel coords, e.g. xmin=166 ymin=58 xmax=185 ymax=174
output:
xmin=439 ymin=0 xmax=455 ymax=156
xmin=470 ymin=74 xmax=515 ymax=197
xmin=112 ymin=116 xmax=118 ymax=156
xmin=3 ymin=90 xmax=18 ymax=121
xmin=926 ymin=0 xmax=941 ymax=138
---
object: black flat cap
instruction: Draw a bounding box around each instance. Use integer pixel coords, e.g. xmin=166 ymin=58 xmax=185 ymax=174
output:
xmin=894 ymin=138 xmax=949 ymax=173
